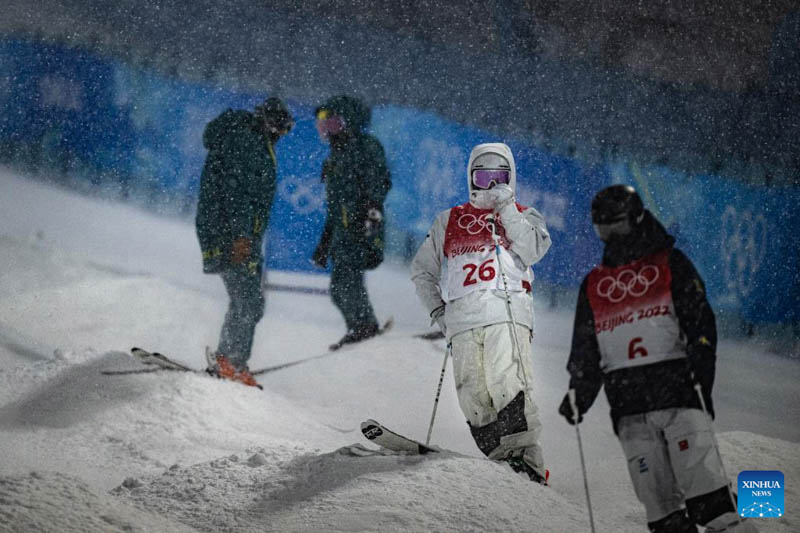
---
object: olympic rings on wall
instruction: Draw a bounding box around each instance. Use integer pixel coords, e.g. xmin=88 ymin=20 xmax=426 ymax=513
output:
xmin=720 ymin=206 xmax=767 ymax=297
xmin=278 ymin=175 xmax=325 ymax=215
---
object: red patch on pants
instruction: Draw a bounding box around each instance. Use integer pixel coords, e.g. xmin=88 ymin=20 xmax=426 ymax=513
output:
xmin=678 ymin=439 xmax=689 ymax=451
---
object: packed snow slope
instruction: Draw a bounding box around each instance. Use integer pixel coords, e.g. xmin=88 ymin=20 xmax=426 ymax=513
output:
xmin=1 ymin=169 xmax=798 ymax=532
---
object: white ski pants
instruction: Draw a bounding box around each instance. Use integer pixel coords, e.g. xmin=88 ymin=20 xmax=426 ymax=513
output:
xmin=618 ymin=408 xmax=733 ymax=524
xmin=450 ymin=322 xmax=544 ymax=470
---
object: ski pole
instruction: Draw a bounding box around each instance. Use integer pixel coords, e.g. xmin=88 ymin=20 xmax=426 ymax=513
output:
xmin=487 ymin=215 xmax=524 ymax=361
xmin=426 ymin=343 xmax=451 ymax=445
xmin=693 ymin=382 xmax=742 ymax=526
xmin=569 ymin=389 xmax=596 ymax=533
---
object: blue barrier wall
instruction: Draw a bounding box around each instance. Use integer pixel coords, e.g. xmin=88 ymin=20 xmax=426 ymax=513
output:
xmin=1 ymin=39 xmax=797 ymax=324
xmin=612 ymin=163 xmax=800 ymax=324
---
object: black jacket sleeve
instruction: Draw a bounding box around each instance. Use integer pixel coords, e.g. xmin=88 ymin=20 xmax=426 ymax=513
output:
xmin=669 ymin=248 xmax=717 ymax=415
xmin=566 ymin=277 xmax=605 ymax=416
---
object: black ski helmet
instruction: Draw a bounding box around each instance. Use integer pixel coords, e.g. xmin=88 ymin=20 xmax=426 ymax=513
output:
xmin=255 ymin=96 xmax=294 ymax=135
xmin=591 ymin=184 xmax=644 ymax=225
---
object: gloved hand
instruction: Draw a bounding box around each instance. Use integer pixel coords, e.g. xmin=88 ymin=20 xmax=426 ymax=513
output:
xmin=311 ymin=242 xmax=329 ymax=268
xmin=231 ymin=238 xmax=252 ymax=264
xmin=488 ymin=183 xmax=515 ymax=211
xmin=364 ymin=207 xmax=383 ymax=237
xmin=430 ymin=305 xmax=446 ymax=337
xmin=558 ymin=393 xmax=583 ymax=425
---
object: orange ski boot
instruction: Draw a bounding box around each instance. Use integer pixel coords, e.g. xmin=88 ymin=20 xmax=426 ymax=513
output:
xmin=232 ymin=367 xmax=262 ymax=389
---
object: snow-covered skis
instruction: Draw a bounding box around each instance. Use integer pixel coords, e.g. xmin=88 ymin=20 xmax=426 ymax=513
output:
xmin=132 ymin=347 xmax=195 ymax=371
xmin=100 ymin=348 xmax=198 ymax=375
xmin=101 ymin=347 xmax=265 ymax=389
xmin=360 ymin=419 xmax=550 ymax=486
xmin=360 ymin=419 xmax=438 ymax=454
xmin=103 ymin=318 xmax=395 ymax=379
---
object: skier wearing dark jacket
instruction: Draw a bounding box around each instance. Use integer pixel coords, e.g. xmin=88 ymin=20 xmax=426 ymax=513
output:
xmin=559 ymin=185 xmax=756 ymax=533
xmin=311 ymin=95 xmax=391 ymax=349
xmin=195 ymin=97 xmax=294 ymax=387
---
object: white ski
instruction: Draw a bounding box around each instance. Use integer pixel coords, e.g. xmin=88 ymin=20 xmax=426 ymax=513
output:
xmin=360 ymin=419 xmax=438 ymax=454
xmin=131 ymin=347 xmax=194 ymax=371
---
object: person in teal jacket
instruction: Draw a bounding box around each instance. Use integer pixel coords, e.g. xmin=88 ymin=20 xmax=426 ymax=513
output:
xmin=312 ymin=95 xmax=392 ymax=348
xmin=195 ymin=97 xmax=294 ymax=386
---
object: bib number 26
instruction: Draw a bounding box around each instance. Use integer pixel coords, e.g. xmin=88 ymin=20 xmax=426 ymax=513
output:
xmin=463 ymin=258 xmax=496 ymax=286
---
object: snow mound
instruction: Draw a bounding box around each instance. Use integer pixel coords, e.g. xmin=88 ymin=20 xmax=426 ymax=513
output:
xmin=0 ymin=350 xmax=354 ymax=490
xmin=0 ymin=470 xmax=197 ymax=533
xmin=718 ymin=432 xmax=800 ymax=533
xmin=116 ymin=445 xmax=601 ymax=533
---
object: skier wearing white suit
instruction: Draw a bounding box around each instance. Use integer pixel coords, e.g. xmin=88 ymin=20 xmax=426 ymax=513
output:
xmin=411 ymin=142 xmax=551 ymax=483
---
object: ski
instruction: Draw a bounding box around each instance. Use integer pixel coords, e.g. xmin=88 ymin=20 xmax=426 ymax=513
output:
xmin=103 ymin=348 xmax=264 ymax=389
xmin=251 ymin=317 xmax=393 ymax=374
xmin=414 ymin=330 xmax=444 ymax=341
xmin=101 ymin=348 xmax=200 ymax=375
xmin=360 ymin=419 xmax=549 ymax=485
xmin=360 ymin=419 xmax=438 ymax=454
xmin=132 ymin=347 xmax=195 ymax=371
xmin=328 ymin=317 xmax=394 ymax=351
xmin=105 ymin=318 xmax=394 ymax=379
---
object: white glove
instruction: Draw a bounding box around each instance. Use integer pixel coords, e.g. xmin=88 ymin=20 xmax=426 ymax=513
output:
xmin=487 ymin=184 xmax=514 ymax=211
xmin=430 ymin=305 xmax=446 ymax=337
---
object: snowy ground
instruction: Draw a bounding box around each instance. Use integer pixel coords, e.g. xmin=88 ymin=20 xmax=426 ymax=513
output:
xmin=0 ymin=168 xmax=797 ymax=532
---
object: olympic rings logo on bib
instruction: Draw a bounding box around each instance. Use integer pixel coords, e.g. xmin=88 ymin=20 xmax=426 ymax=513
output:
xmin=457 ymin=213 xmax=493 ymax=235
xmin=596 ymin=265 xmax=659 ymax=303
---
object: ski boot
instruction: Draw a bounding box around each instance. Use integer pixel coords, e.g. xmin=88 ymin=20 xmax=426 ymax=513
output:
xmin=206 ymin=351 xmax=263 ymax=390
xmin=329 ymin=323 xmax=380 ymax=350
xmin=506 ymin=456 xmax=549 ymax=486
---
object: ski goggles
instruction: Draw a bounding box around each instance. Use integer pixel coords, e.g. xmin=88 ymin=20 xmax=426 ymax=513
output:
xmin=592 ymin=217 xmax=632 ymax=242
xmin=315 ymin=110 xmax=346 ymax=140
xmin=471 ymin=169 xmax=510 ymax=190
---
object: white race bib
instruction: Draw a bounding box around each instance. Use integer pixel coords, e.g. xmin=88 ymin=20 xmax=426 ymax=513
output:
xmin=443 ymin=204 xmax=530 ymax=301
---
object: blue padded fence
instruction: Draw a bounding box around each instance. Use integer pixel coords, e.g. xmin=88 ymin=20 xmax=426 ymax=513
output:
xmin=1 ymin=38 xmax=797 ymax=324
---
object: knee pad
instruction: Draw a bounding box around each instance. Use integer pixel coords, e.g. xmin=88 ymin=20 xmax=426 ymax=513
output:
xmin=496 ymin=391 xmax=527 ymax=435
xmin=468 ymin=392 xmax=527 ymax=457
xmin=647 ymin=509 xmax=698 ymax=533
xmin=685 ymin=486 xmax=736 ymax=526
xmin=469 ymin=420 xmax=499 ymax=457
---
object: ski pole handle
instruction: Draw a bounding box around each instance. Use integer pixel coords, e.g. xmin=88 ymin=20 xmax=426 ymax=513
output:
xmin=568 ymin=388 xmax=580 ymax=424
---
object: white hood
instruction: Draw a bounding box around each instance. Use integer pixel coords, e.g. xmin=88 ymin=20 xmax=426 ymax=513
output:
xmin=467 ymin=142 xmax=516 ymax=208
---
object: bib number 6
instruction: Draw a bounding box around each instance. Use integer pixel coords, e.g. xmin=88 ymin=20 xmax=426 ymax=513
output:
xmin=463 ymin=258 xmax=496 ymax=286
xmin=628 ymin=337 xmax=649 ymax=360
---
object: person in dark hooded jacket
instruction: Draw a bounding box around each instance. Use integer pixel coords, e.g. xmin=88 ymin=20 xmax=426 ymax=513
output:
xmin=558 ymin=185 xmax=756 ymax=533
xmin=311 ymin=95 xmax=391 ymax=349
xmin=195 ymin=97 xmax=294 ymax=387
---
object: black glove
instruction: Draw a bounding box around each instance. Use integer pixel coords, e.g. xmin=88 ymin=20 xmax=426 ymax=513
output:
xmin=558 ymin=393 xmax=583 ymax=425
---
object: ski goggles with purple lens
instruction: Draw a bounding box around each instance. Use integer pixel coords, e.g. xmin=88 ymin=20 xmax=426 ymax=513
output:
xmin=315 ymin=109 xmax=346 ymax=140
xmin=472 ymin=169 xmax=510 ymax=190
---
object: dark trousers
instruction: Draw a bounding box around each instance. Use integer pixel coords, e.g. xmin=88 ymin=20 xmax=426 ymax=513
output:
xmin=330 ymin=260 xmax=378 ymax=331
xmin=218 ymin=266 xmax=265 ymax=367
